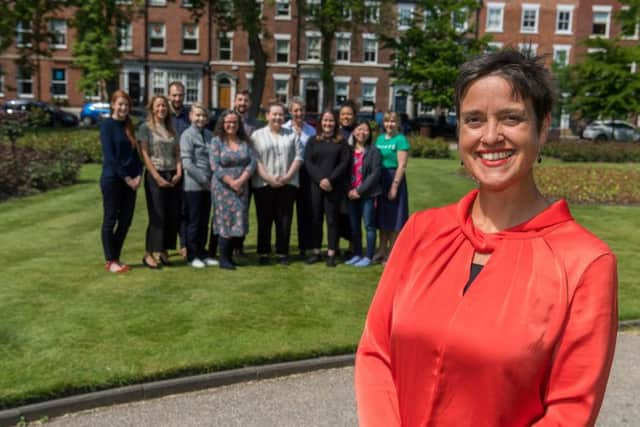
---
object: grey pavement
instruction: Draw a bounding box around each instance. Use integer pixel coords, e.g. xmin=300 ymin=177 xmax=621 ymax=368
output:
xmin=30 ymin=331 xmax=639 ymax=427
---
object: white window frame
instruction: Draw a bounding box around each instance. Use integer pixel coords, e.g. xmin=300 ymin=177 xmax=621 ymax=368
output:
xmin=149 ymin=0 xmax=166 ymax=5
xmin=16 ymin=21 xmax=32 ymax=48
xmin=487 ymin=41 xmax=503 ymax=52
xmin=397 ymin=5 xmax=415 ymax=31
xmin=306 ymin=0 xmax=320 ymax=19
xmin=364 ymin=1 xmax=380 ymax=24
xmin=518 ymin=43 xmax=538 ymax=57
xmin=363 ymin=33 xmax=377 ymax=64
xmin=485 ymin=2 xmax=505 ymax=33
xmin=182 ymin=24 xmax=199 ymax=54
xmin=0 ymin=74 xmax=4 ymax=97
xmin=151 ymin=69 xmax=202 ymax=102
xmin=621 ymin=6 xmax=640 ymax=40
xmin=336 ymin=32 xmax=351 ymax=63
xmin=553 ymin=44 xmax=571 ymax=66
xmin=275 ymin=0 xmax=291 ymax=20
xmin=334 ymin=76 xmax=351 ymax=108
xmin=117 ymin=22 xmax=133 ymax=52
xmin=17 ymin=68 xmax=33 ymax=98
xmin=360 ymin=77 xmax=378 ymax=107
xmin=148 ymin=23 xmax=166 ymax=52
xmin=48 ymin=19 xmax=67 ymax=49
xmin=305 ymin=31 xmax=321 ymax=61
xmin=591 ymin=5 xmax=612 ymax=38
xmin=218 ymin=32 xmax=233 ymax=61
xmin=555 ymin=5 xmax=574 ymax=35
xmin=274 ymin=34 xmax=290 ymax=64
xmin=521 ymin=3 xmax=540 ymax=34
xmin=51 ymin=68 xmax=67 ymax=99
xmin=273 ymin=73 xmax=290 ymax=104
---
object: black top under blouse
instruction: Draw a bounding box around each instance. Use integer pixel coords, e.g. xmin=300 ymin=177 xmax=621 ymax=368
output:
xmin=463 ymin=263 xmax=484 ymax=294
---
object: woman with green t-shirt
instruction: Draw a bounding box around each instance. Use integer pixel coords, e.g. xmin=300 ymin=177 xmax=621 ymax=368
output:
xmin=373 ymin=111 xmax=409 ymax=263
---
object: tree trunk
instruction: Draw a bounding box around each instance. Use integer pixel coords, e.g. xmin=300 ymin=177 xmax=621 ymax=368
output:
xmin=321 ymin=34 xmax=335 ymax=110
xmin=248 ymin=33 xmax=266 ymax=119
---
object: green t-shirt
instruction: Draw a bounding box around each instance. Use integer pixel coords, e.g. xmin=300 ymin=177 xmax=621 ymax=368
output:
xmin=375 ymin=133 xmax=410 ymax=169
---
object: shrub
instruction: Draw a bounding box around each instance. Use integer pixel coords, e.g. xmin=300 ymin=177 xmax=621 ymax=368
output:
xmin=0 ymin=143 xmax=83 ymax=201
xmin=541 ymin=140 xmax=640 ymax=163
xmin=18 ymin=128 xmax=102 ymax=163
xmin=408 ymin=136 xmax=451 ymax=159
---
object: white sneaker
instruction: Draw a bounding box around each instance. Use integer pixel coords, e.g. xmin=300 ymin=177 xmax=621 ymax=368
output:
xmin=191 ymin=258 xmax=206 ymax=268
xmin=203 ymin=257 xmax=219 ymax=266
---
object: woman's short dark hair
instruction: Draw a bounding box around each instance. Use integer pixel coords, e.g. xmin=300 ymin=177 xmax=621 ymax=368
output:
xmin=215 ymin=109 xmax=249 ymax=142
xmin=454 ymin=50 xmax=557 ymax=132
xmin=353 ymin=119 xmax=373 ymax=146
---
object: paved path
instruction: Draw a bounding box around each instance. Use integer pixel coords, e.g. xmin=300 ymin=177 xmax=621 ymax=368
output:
xmin=35 ymin=332 xmax=639 ymax=427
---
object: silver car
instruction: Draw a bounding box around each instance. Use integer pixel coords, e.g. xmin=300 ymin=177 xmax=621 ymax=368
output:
xmin=581 ymin=120 xmax=640 ymax=142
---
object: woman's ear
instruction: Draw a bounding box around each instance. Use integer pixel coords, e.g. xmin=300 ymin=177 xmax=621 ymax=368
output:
xmin=539 ymin=113 xmax=552 ymax=146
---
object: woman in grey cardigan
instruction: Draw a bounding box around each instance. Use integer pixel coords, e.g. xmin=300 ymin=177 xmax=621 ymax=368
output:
xmin=180 ymin=103 xmax=218 ymax=268
xmin=346 ymin=120 xmax=382 ymax=267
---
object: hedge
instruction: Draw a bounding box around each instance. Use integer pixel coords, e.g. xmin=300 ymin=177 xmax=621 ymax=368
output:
xmin=541 ymin=140 xmax=640 ymax=163
xmin=408 ymin=136 xmax=451 ymax=159
xmin=18 ymin=128 xmax=102 ymax=163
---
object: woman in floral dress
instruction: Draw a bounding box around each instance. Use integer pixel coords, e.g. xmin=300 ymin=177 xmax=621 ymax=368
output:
xmin=209 ymin=110 xmax=256 ymax=269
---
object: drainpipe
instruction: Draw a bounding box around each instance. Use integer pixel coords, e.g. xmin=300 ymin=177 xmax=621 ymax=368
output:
xmin=143 ymin=0 xmax=149 ymax=106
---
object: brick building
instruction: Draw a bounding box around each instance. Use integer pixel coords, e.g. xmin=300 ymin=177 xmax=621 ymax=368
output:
xmin=0 ymin=0 xmax=637 ymax=119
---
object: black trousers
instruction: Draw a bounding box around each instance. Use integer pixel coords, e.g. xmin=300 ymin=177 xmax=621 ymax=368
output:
xmin=183 ymin=190 xmax=210 ymax=262
xmin=100 ymin=178 xmax=137 ymax=261
xmin=309 ymin=183 xmax=342 ymax=251
xmin=144 ymin=171 xmax=180 ymax=253
xmin=296 ymin=168 xmax=313 ymax=253
xmin=253 ymin=184 xmax=297 ymax=256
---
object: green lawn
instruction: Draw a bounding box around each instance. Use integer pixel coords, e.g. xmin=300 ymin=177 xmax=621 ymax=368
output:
xmin=0 ymin=158 xmax=638 ymax=408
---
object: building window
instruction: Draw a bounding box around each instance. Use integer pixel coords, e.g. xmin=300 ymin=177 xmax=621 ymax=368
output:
xmin=275 ymin=0 xmax=290 ymax=19
xmin=218 ymin=32 xmax=232 ymax=61
xmin=0 ymin=74 xmax=4 ymax=97
xmin=275 ymin=35 xmax=290 ymax=63
xmin=485 ymin=3 xmax=504 ymax=32
xmin=17 ymin=68 xmax=33 ymax=98
xmin=149 ymin=0 xmax=166 ymax=5
xmin=363 ymin=34 xmax=377 ymax=63
xmin=361 ymin=79 xmax=377 ymax=108
xmin=51 ymin=68 xmax=67 ymax=97
xmin=117 ymin=22 xmax=132 ymax=51
xmin=182 ymin=24 xmax=199 ymax=53
xmin=621 ymin=6 xmax=640 ymax=40
xmin=336 ymin=33 xmax=351 ymax=63
xmin=274 ymin=76 xmax=289 ymax=103
xmin=592 ymin=6 xmax=611 ymax=38
xmin=148 ymin=23 xmax=166 ymax=52
xmin=555 ymin=5 xmax=573 ymax=34
xmin=397 ymin=5 xmax=415 ymax=30
xmin=182 ymin=0 xmax=193 ymax=7
xmin=306 ymin=32 xmax=321 ymax=61
xmin=518 ymin=43 xmax=538 ymax=57
xmin=521 ymin=4 xmax=539 ymax=34
xmin=364 ymin=1 xmax=380 ymax=23
xmin=335 ymin=79 xmax=349 ymax=107
xmin=306 ymin=0 xmax=320 ymax=19
xmin=341 ymin=6 xmax=352 ymax=20
xmin=452 ymin=8 xmax=469 ymax=32
xmin=487 ymin=41 xmax=503 ymax=52
xmin=553 ymin=45 xmax=571 ymax=66
xmin=48 ymin=19 xmax=67 ymax=49
xmin=16 ymin=21 xmax=32 ymax=47
xmin=152 ymin=70 xmax=201 ymax=102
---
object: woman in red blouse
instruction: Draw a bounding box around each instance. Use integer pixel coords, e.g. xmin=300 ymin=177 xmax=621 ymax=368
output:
xmin=355 ymin=50 xmax=618 ymax=426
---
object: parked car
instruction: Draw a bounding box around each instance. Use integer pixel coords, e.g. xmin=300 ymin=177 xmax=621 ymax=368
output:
xmin=2 ymin=99 xmax=78 ymax=127
xmin=79 ymin=102 xmax=111 ymax=126
xmin=409 ymin=114 xmax=458 ymax=139
xmin=581 ymin=120 xmax=640 ymax=142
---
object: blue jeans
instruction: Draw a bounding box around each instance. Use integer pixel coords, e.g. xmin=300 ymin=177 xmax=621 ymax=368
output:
xmin=347 ymin=197 xmax=376 ymax=259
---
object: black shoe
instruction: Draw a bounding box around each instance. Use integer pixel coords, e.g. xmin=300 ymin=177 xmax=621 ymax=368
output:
xmin=326 ymin=256 xmax=337 ymax=267
xmin=234 ymin=249 xmax=248 ymax=259
xmin=158 ymin=254 xmax=172 ymax=266
xmin=305 ymin=254 xmax=321 ymax=265
xmin=278 ymin=256 xmax=289 ymax=266
xmin=219 ymin=259 xmax=236 ymax=270
xmin=340 ymin=250 xmax=353 ymax=261
xmin=259 ymin=256 xmax=270 ymax=265
xmin=142 ymin=256 xmax=161 ymax=270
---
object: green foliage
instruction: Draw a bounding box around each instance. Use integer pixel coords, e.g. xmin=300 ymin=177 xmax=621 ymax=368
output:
xmin=408 ymin=136 xmax=451 ymax=158
xmin=567 ymin=37 xmax=640 ymax=121
xmin=382 ymin=0 xmax=489 ymax=109
xmin=19 ymin=128 xmax=103 ymax=163
xmin=541 ymin=140 xmax=640 ymax=163
xmin=71 ymin=0 xmax=140 ymax=100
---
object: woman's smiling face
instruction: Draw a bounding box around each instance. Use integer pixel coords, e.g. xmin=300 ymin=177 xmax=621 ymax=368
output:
xmin=458 ymin=75 xmax=549 ymax=193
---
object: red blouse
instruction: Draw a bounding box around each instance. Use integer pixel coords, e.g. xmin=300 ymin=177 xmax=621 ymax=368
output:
xmin=355 ymin=190 xmax=618 ymax=427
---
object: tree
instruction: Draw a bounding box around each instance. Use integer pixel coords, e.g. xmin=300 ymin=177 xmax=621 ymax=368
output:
xmin=567 ymin=37 xmax=640 ymax=121
xmin=70 ymin=0 xmax=139 ymax=101
xmin=303 ymin=0 xmax=393 ymax=109
xmin=190 ymin=0 xmax=267 ymax=118
xmin=380 ymin=0 xmax=488 ymax=113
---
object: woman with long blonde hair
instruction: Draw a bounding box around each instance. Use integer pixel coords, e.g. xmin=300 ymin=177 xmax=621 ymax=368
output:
xmin=138 ymin=95 xmax=182 ymax=268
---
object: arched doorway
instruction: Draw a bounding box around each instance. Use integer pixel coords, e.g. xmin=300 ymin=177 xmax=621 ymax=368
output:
xmin=304 ymin=81 xmax=319 ymax=113
xmin=218 ymin=77 xmax=231 ymax=109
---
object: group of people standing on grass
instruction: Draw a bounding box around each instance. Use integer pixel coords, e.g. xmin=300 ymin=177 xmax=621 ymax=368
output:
xmin=99 ymin=82 xmax=410 ymax=272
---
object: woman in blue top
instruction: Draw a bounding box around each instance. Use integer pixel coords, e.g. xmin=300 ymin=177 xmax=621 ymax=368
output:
xmin=99 ymin=90 xmax=143 ymax=273
xmin=374 ymin=111 xmax=410 ymax=263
